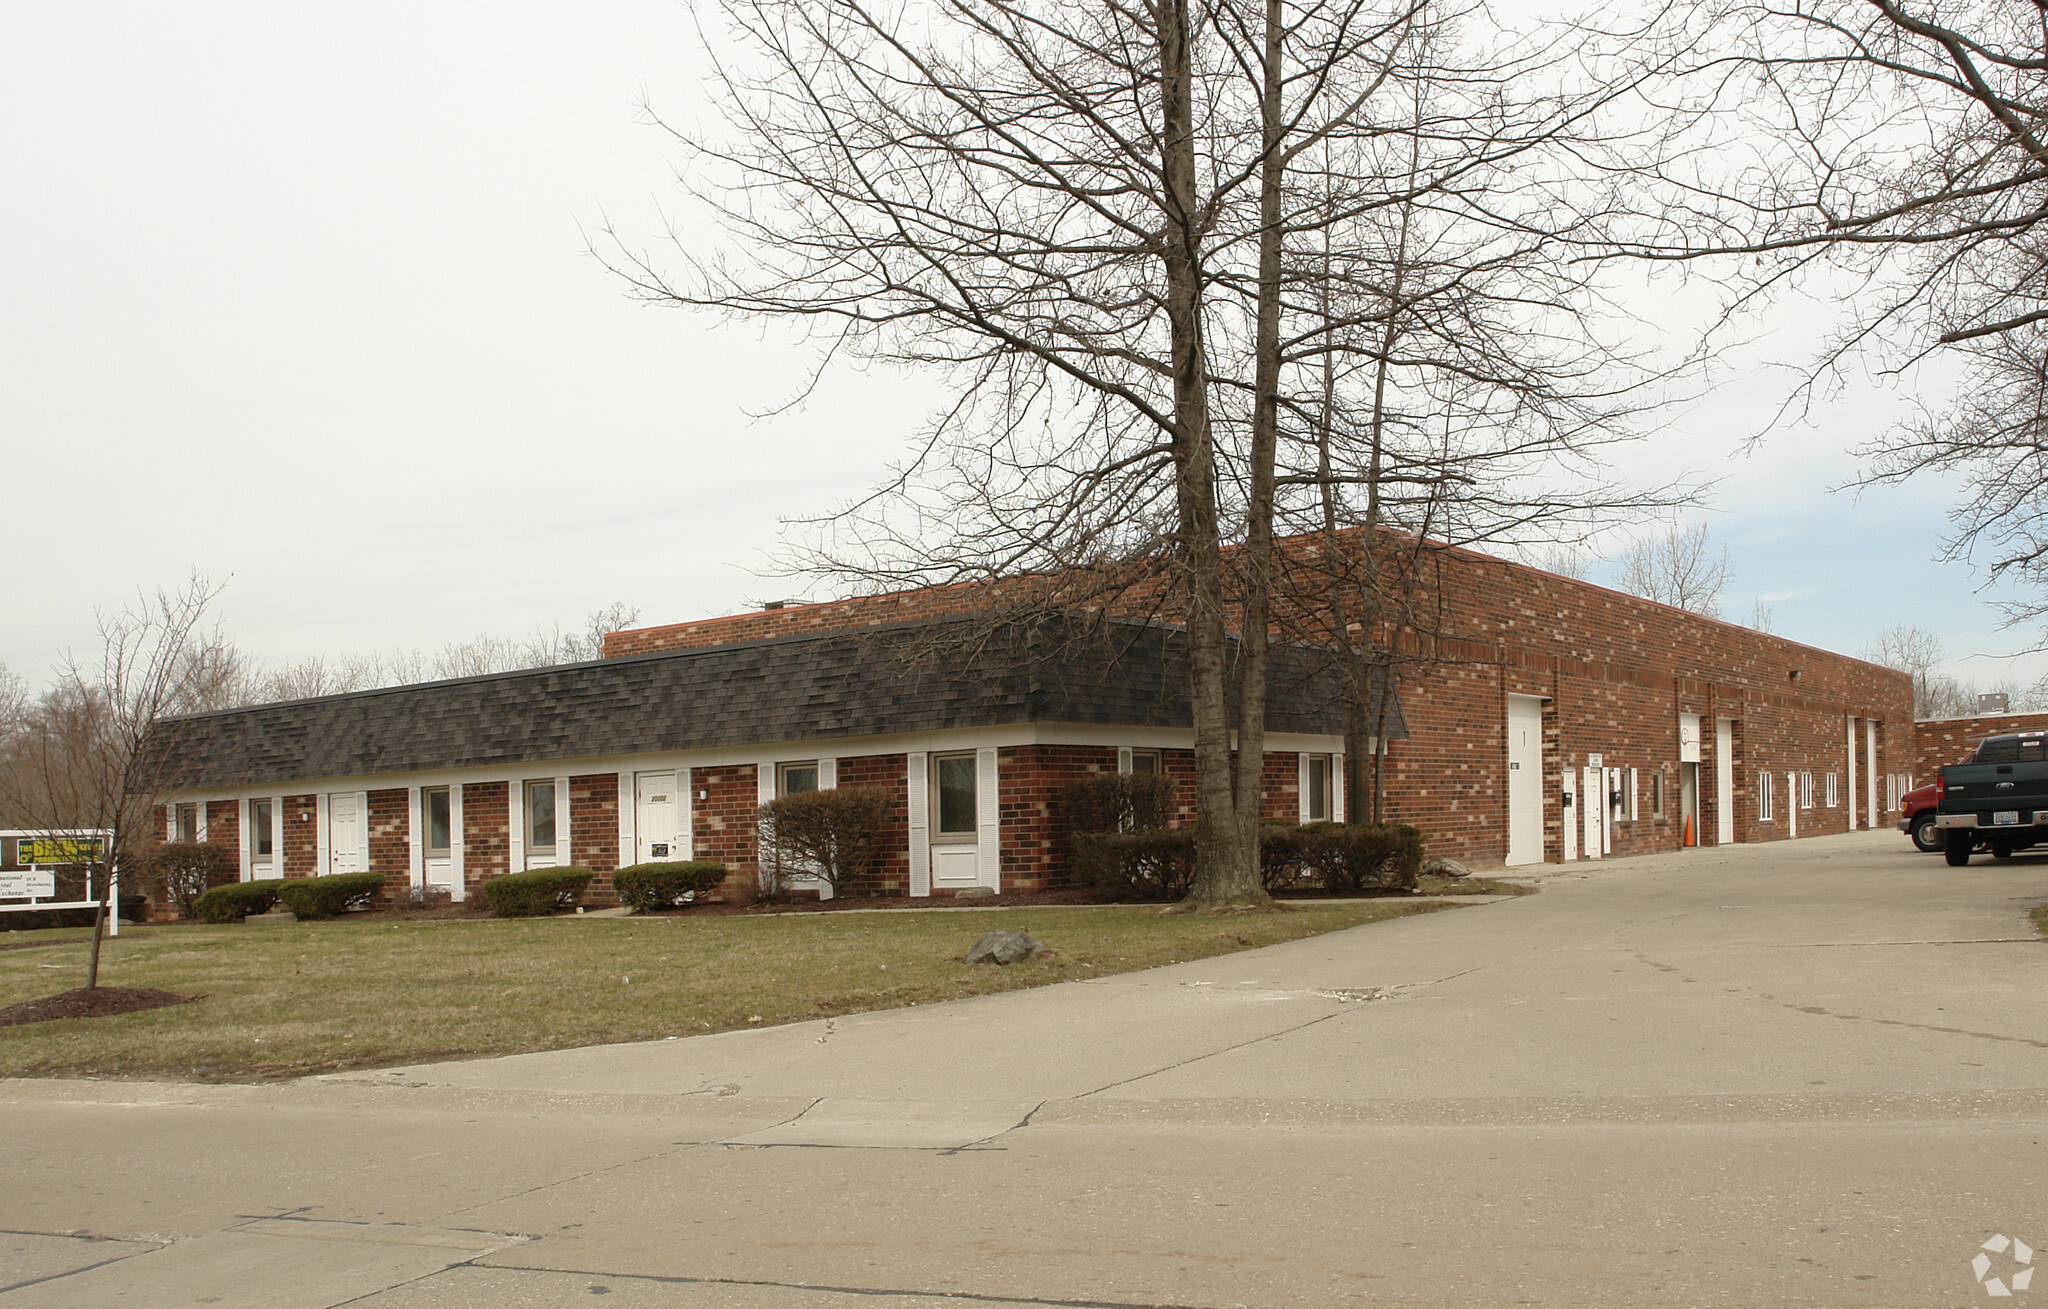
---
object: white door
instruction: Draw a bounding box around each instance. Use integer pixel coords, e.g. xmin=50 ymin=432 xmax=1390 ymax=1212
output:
xmin=329 ymin=793 xmax=363 ymax=875
xmin=1786 ymin=771 xmax=1798 ymax=839
xmin=1603 ymin=766 xmax=1621 ymax=856
xmin=930 ymin=752 xmax=983 ymax=888
xmin=1581 ymin=767 xmax=1601 ymax=860
xmin=1715 ymin=719 xmax=1736 ymax=845
xmin=422 ymin=787 xmax=454 ymax=891
xmin=635 ymin=771 xmax=678 ymax=863
xmin=1505 ymin=696 xmax=1545 ymax=866
xmin=1561 ymin=768 xmax=1578 ymax=862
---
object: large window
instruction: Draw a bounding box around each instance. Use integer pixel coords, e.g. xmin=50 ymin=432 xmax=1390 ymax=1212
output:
xmin=778 ymin=761 xmax=819 ymax=796
xmin=249 ymin=799 xmax=274 ymax=858
xmin=423 ymin=788 xmax=451 ymax=858
xmin=933 ymin=753 xmax=977 ymax=840
xmin=525 ymin=780 xmax=557 ymax=855
xmin=1305 ymin=755 xmax=1333 ymax=822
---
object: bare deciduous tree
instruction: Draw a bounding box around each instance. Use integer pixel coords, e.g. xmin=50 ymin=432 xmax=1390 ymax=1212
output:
xmin=0 ymin=575 xmax=224 ymax=989
xmin=1613 ymin=523 xmax=1733 ymax=617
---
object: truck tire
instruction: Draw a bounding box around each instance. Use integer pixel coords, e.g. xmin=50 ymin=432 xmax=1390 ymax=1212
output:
xmin=1946 ymin=831 xmax=1973 ymax=866
xmin=1910 ymin=814 xmax=1942 ymax=852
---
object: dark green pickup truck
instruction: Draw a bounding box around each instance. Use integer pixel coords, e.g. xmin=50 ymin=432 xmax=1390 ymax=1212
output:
xmin=1937 ymin=731 xmax=2048 ymax=865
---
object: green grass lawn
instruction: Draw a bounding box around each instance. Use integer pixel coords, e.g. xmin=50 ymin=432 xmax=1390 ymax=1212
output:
xmin=0 ymin=900 xmax=1460 ymax=1083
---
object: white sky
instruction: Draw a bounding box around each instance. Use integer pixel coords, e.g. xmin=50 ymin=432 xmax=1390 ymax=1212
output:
xmin=3 ymin=2 xmax=2038 ymax=693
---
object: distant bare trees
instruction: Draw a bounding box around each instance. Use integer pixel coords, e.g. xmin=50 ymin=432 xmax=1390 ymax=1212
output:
xmin=1862 ymin=622 xmax=2048 ymax=719
xmin=1612 ymin=523 xmax=1733 ymax=618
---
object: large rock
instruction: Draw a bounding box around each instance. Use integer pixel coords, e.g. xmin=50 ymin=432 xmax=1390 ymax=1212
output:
xmin=965 ymin=929 xmax=1042 ymax=965
xmin=1422 ymin=856 xmax=1474 ymax=879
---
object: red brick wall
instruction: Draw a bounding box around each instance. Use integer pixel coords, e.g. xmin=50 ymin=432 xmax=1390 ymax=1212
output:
xmin=997 ymin=745 xmax=1119 ymax=891
xmin=1262 ymin=751 xmax=1299 ymax=823
xmin=462 ymin=781 xmax=509 ymax=895
xmin=367 ymin=788 xmax=408 ymax=904
xmin=691 ymin=764 xmax=761 ymax=900
xmin=837 ymin=754 xmax=910 ymax=894
xmin=570 ymin=773 xmax=620 ymax=905
xmin=1913 ymin=713 xmax=2048 ymax=783
xmin=282 ymin=794 xmax=318 ymax=876
xmin=204 ymin=800 xmax=239 ymax=861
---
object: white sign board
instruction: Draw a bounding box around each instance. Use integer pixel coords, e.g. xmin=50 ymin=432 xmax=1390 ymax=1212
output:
xmin=0 ymin=869 xmax=57 ymax=899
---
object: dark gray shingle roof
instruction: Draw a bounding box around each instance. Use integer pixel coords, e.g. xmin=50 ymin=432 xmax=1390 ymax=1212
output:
xmin=143 ymin=614 xmax=1403 ymax=790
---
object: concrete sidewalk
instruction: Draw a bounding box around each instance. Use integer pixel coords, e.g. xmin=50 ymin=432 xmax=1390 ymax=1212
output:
xmin=5 ymin=829 xmax=2047 ymax=1306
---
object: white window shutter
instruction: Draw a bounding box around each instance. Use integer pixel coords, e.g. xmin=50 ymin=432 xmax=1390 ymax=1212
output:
xmin=449 ymin=785 xmax=466 ymax=901
xmin=508 ymin=781 xmax=525 ymax=872
xmin=1117 ymin=747 xmax=1132 ymax=775
xmin=819 ymin=757 xmax=837 ymax=790
xmin=556 ymin=775 xmax=572 ymax=865
xmin=976 ymin=747 xmax=1000 ymax=889
xmin=407 ymin=787 xmax=424 ymax=891
xmin=238 ymin=799 xmax=253 ymax=881
xmin=1297 ymin=753 xmax=1311 ymax=825
xmin=907 ymin=752 xmax=930 ymax=896
xmin=316 ymin=793 xmax=331 ymax=876
xmin=1333 ymin=753 xmax=1346 ymax=823
xmin=677 ymin=767 xmax=694 ymax=861
xmin=616 ymin=772 xmax=635 ymax=867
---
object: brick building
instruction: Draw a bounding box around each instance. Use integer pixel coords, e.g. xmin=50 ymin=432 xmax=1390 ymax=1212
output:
xmin=146 ymin=535 xmax=1912 ymax=904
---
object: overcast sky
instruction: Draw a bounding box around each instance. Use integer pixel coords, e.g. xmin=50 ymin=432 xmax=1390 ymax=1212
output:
xmin=3 ymin=3 xmax=2037 ymax=695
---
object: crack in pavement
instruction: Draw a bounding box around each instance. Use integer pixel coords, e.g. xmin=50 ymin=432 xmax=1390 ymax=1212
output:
xmin=1069 ymin=968 xmax=1484 ymax=1103
xmin=0 ymin=1230 xmax=164 ymax=1297
xmin=456 ymin=1259 xmax=1232 ymax=1308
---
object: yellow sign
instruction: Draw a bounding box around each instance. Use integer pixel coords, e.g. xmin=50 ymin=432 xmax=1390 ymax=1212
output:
xmin=16 ymin=836 xmax=105 ymax=865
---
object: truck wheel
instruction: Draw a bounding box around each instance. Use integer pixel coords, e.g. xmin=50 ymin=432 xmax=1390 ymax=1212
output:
xmin=1946 ymin=831 xmax=1973 ymax=866
xmin=1910 ymin=815 xmax=1942 ymax=852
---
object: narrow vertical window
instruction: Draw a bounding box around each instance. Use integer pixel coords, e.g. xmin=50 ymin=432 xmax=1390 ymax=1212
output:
xmin=1651 ymin=772 xmax=1665 ymax=818
xmin=424 ymin=787 xmax=451 ymax=857
xmin=1759 ymin=773 xmax=1774 ymax=822
xmin=250 ymin=799 xmax=274 ymax=857
xmin=1825 ymin=773 xmax=1839 ymax=807
xmin=525 ymin=780 xmax=557 ymax=853
xmin=1306 ymin=755 xmax=1333 ymax=822
xmin=933 ymin=753 xmax=977 ymax=839
xmin=175 ymin=803 xmax=198 ymax=843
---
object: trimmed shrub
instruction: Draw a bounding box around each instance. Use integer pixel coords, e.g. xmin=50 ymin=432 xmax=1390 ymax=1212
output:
xmin=275 ymin=871 xmax=386 ymax=921
xmin=135 ymin=840 xmax=240 ymax=919
xmin=1058 ymin=772 xmax=1176 ymax=839
xmin=1069 ymin=829 xmax=1198 ymax=900
xmin=614 ymin=860 xmax=728 ymax=912
xmin=1287 ymin=821 xmax=1425 ymax=893
xmin=193 ymin=879 xmax=284 ymax=924
xmin=757 ymin=788 xmax=894 ymax=896
xmin=482 ymin=866 xmax=596 ymax=918
xmin=1258 ymin=824 xmax=1318 ymax=892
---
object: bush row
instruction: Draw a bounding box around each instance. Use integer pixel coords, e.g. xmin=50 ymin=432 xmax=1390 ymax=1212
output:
xmin=1070 ymin=822 xmax=1424 ymax=901
xmin=614 ymin=860 xmax=727 ymax=912
xmin=193 ymin=880 xmax=282 ymax=923
xmin=189 ymin=871 xmax=388 ymax=922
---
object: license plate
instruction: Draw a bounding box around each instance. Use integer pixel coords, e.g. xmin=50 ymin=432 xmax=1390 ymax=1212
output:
xmin=1994 ymin=811 xmax=2020 ymax=826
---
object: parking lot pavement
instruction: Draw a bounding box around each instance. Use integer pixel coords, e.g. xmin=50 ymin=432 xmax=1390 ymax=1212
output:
xmin=5 ymin=829 xmax=2047 ymax=1307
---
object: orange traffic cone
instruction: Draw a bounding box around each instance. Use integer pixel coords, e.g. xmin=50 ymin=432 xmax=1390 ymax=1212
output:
xmin=1683 ymin=814 xmax=1694 ymax=847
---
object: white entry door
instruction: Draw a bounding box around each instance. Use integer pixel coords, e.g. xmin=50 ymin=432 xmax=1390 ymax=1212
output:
xmin=635 ymin=771 xmax=680 ymax=863
xmin=1581 ymin=766 xmax=1602 ymax=860
xmin=1505 ymin=696 xmax=1545 ymax=866
xmin=329 ymin=793 xmax=363 ymax=875
xmin=1561 ymin=768 xmax=1578 ymax=862
xmin=1715 ymin=719 xmax=1736 ymax=845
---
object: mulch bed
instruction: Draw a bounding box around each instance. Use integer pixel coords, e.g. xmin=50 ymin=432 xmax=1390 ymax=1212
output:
xmin=0 ymin=987 xmax=200 ymax=1027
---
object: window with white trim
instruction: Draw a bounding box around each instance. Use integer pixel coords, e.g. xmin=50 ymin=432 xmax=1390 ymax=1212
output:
xmin=1304 ymin=754 xmax=1334 ymax=822
xmin=778 ymin=761 xmax=820 ymax=795
xmin=524 ymin=780 xmax=557 ymax=856
xmin=1651 ymin=771 xmax=1665 ymax=818
xmin=1128 ymin=749 xmax=1160 ymax=775
xmin=174 ymin=803 xmax=198 ymax=843
xmin=248 ymin=799 xmax=273 ymax=858
xmin=1825 ymin=772 xmax=1839 ymax=807
xmin=1758 ymin=772 xmax=1774 ymax=822
xmin=423 ymin=787 xmax=451 ymax=858
xmin=1800 ymin=771 xmax=1814 ymax=809
xmin=932 ymin=753 xmax=977 ymax=842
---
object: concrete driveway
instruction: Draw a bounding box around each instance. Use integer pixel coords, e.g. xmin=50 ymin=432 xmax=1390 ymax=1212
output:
xmin=4 ymin=830 xmax=2046 ymax=1307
